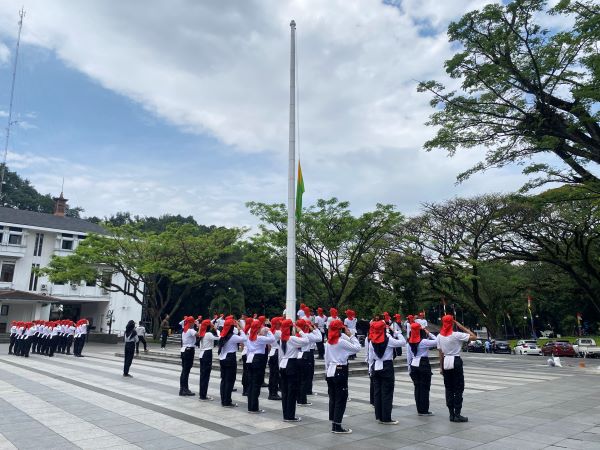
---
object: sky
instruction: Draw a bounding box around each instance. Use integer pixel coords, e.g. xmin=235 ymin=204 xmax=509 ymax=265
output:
xmin=0 ymin=0 xmax=538 ymax=227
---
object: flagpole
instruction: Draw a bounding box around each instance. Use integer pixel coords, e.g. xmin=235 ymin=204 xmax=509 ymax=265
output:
xmin=285 ymin=20 xmax=297 ymax=320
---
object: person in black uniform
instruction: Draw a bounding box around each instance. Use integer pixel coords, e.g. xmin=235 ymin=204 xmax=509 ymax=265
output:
xmin=123 ymin=320 xmax=138 ymax=377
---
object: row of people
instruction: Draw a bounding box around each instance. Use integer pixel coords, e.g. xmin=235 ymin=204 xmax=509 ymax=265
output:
xmin=8 ymin=319 xmax=89 ymax=357
xmin=128 ymin=311 xmax=474 ymax=434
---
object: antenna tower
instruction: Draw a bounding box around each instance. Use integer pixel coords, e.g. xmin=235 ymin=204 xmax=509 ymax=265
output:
xmin=0 ymin=7 xmax=26 ymax=202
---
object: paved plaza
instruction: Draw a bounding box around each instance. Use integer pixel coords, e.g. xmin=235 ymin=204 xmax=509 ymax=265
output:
xmin=0 ymin=344 xmax=599 ymax=449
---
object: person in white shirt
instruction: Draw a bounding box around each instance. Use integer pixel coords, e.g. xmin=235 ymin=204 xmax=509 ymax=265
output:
xmin=135 ymin=321 xmax=148 ymax=354
xmin=241 ymin=317 xmax=254 ymax=396
xmin=8 ymin=321 xmax=17 ymax=355
xmin=267 ymin=317 xmax=283 ymax=400
xmin=325 ymin=319 xmax=361 ymax=434
xmin=218 ymin=317 xmax=246 ymax=407
xmin=65 ymin=321 xmax=76 ymax=355
xmin=367 ymin=320 xmax=406 ymax=425
xmin=326 ymin=308 xmax=339 ymax=328
xmin=278 ymin=318 xmax=309 ymax=422
xmin=416 ymin=312 xmax=428 ymax=328
xmin=407 ymin=322 xmax=438 ymax=416
xmin=246 ymin=319 xmax=275 ymax=413
xmin=123 ymin=320 xmax=138 ymax=378
xmin=437 ymin=314 xmax=476 ymax=423
xmin=198 ymin=319 xmax=219 ymax=401
xmin=179 ymin=316 xmax=197 ymax=396
xmin=314 ymin=308 xmax=327 ymax=359
xmin=344 ymin=310 xmax=358 ymax=361
xmin=297 ymin=319 xmax=321 ymax=406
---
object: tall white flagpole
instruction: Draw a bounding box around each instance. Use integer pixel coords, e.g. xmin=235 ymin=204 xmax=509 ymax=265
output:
xmin=285 ymin=20 xmax=297 ymax=320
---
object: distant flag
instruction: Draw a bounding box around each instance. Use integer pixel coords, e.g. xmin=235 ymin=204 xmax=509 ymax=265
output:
xmin=296 ymin=160 xmax=305 ymax=221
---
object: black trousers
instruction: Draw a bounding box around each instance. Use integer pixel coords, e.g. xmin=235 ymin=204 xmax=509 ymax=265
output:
xmin=410 ymin=357 xmax=432 ymax=414
xmin=180 ymin=347 xmax=195 ymax=391
xmin=280 ymin=359 xmax=300 ymax=420
xmin=124 ymin=342 xmax=135 ymax=375
xmin=199 ymin=349 xmax=212 ymax=399
xmin=9 ymin=335 xmax=16 ymax=354
xmin=297 ymin=356 xmax=310 ymax=404
xmin=219 ymin=352 xmax=237 ymax=406
xmin=136 ymin=336 xmax=148 ymax=353
xmin=326 ymin=365 xmax=349 ymax=424
xmin=369 ymin=375 xmax=374 ymax=405
xmin=316 ymin=332 xmax=325 ymax=358
xmin=248 ymin=354 xmax=267 ymax=411
xmin=241 ymin=354 xmax=249 ymax=394
xmin=442 ymin=356 xmax=464 ymax=416
xmin=58 ymin=335 xmax=66 ymax=353
xmin=66 ymin=335 xmax=74 ymax=354
xmin=161 ymin=330 xmax=168 ymax=348
xmin=48 ymin=336 xmax=58 ymax=357
xmin=22 ymin=338 xmax=32 ymax=357
xmin=306 ymin=349 xmax=315 ymax=394
xmin=372 ymin=360 xmax=395 ymax=422
xmin=268 ymin=351 xmax=280 ymax=396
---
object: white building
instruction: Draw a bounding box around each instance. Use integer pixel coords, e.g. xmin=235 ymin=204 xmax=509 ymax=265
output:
xmin=0 ymin=195 xmax=141 ymax=335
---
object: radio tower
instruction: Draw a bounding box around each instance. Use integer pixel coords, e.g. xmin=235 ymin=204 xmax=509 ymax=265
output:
xmin=0 ymin=8 xmax=26 ymax=203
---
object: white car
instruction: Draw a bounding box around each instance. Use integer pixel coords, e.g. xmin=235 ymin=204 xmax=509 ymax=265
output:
xmin=513 ymin=339 xmax=541 ymax=355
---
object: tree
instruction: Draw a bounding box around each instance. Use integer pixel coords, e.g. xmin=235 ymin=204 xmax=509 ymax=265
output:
xmin=42 ymin=223 xmax=244 ymax=337
xmin=0 ymin=165 xmax=83 ymax=217
xmin=247 ymin=198 xmax=402 ymax=310
xmin=418 ymin=0 xmax=600 ymax=192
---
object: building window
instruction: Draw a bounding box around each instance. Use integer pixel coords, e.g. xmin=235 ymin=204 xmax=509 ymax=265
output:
xmin=28 ymin=263 xmax=40 ymax=291
xmin=0 ymin=305 xmax=8 ymax=316
xmin=0 ymin=262 xmax=15 ymax=282
xmin=8 ymin=227 xmax=23 ymax=245
xmin=101 ymin=270 xmax=112 ymax=293
xmin=33 ymin=233 xmax=44 ymax=256
xmin=61 ymin=233 xmax=74 ymax=250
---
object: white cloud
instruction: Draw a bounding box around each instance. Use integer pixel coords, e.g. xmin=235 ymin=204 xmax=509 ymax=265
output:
xmin=0 ymin=0 xmax=552 ymax=224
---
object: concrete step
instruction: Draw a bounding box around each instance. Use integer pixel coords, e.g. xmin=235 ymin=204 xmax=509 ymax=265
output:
xmin=115 ymin=350 xmax=439 ymax=380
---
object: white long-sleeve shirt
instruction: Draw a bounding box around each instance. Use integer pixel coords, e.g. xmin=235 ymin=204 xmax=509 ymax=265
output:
xmin=218 ymin=330 xmax=247 ymax=360
xmin=437 ymin=332 xmax=470 ymax=370
xmin=406 ymin=335 xmax=438 ymax=369
xmin=278 ymin=332 xmax=309 ymax=368
xmin=181 ymin=329 xmax=197 ymax=348
xmin=268 ymin=330 xmax=281 ymax=357
xmin=315 ymin=315 xmax=326 ymax=332
xmin=300 ymin=329 xmax=322 ymax=354
xmin=324 ymin=334 xmax=361 ymax=377
xmin=245 ymin=331 xmax=276 ymax=363
xmin=344 ymin=318 xmax=357 ymax=331
xmin=198 ymin=330 xmax=219 ymax=358
xmin=367 ymin=334 xmax=406 ymax=372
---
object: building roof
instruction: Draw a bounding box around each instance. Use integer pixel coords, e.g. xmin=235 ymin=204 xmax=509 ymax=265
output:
xmin=0 ymin=207 xmax=106 ymax=235
xmin=0 ymin=289 xmax=61 ymax=303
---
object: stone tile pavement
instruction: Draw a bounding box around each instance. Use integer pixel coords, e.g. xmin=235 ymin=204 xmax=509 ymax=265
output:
xmin=0 ymin=343 xmax=599 ymax=449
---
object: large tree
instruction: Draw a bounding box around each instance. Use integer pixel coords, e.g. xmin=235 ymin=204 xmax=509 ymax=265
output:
xmin=42 ymin=223 xmax=244 ymax=336
xmin=247 ymin=198 xmax=402 ymax=310
xmin=419 ymin=0 xmax=600 ymax=191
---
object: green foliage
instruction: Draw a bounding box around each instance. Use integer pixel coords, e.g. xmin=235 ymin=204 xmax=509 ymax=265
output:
xmin=419 ymin=0 xmax=600 ymax=191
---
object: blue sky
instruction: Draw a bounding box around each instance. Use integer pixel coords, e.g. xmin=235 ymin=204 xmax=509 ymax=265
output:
xmin=0 ymin=0 xmax=536 ymax=227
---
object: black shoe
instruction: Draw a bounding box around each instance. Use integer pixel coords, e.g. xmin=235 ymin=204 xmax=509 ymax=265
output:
xmin=454 ymin=414 xmax=468 ymax=422
xmin=268 ymin=395 xmax=282 ymax=400
xmin=232 ymin=388 xmax=238 ymax=392
xmin=332 ymin=424 xmax=352 ymax=434
xmin=223 ymin=403 xmax=238 ymax=408
xmin=283 ymin=417 xmax=301 ymax=422
xmin=261 ymin=382 xmax=268 ymax=388
xmin=123 ymin=374 xmax=133 ymax=378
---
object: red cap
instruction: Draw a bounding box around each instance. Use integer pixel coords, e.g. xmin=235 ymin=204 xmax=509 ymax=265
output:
xmin=280 ymin=319 xmax=293 ymax=342
xmin=409 ymin=322 xmax=422 ymax=344
xmin=394 ymin=314 xmax=401 ymax=322
xmin=407 ymin=315 xmax=415 ymax=323
xmin=345 ymin=309 xmax=355 ymax=320
xmin=249 ymin=320 xmax=262 ymax=341
xmin=183 ymin=316 xmax=195 ymax=333
xmin=258 ymin=315 xmax=266 ymax=325
xmin=199 ymin=319 xmax=212 ymax=337
xmin=302 ymin=306 xmax=311 ymax=317
xmin=221 ymin=318 xmax=235 ymax=337
xmin=383 ymin=312 xmax=390 ymax=322
xmin=317 ymin=307 xmax=323 ymax=315
xmin=440 ymin=315 xmax=454 ymax=336
xmin=368 ymin=320 xmax=386 ymax=344
xmin=295 ymin=319 xmax=310 ymax=336
xmin=330 ymin=308 xmax=338 ymax=318
xmin=270 ymin=316 xmax=282 ymax=333
xmin=244 ymin=317 xmax=254 ymax=334
xmin=328 ymin=320 xmax=344 ymax=345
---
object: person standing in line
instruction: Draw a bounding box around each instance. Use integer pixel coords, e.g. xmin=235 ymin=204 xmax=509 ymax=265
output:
xmin=218 ymin=317 xmax=246 ymax=407
xmin=326 ymin=308 xmax=339 ymax=329
xmin=241 ymin=317 xmax=254 ymax=396
xmin=179 ymin=316 xmax=197 ymax=396
xmin=8 ymin=321 xmax=17 ymax=355
xmin=75 ymin=319 xmax=89 ymax=357
xmin=296 ymin=319 xmax=321 ymax=406
xmin=405 ymin=314 xmax=415 ymax=336
xmin=48 ymin=321 xmax=60 ymax=357
xmin=135 ymin=321 xmax=148 ymax=355
xmin=267 ymin=317 xmax=283 ymax=400
xmin=159 ymin=315 xmax=170 ymax=350
xmin=325 ymin=319 xmax=361 ymax=434
xmin=438 ymin=314 xmax=476 ymax=423
xmin=65 ymin=321 xmax=75 ymax=355
xmin=344 ymin=310 xmax=358 ymax=360
xmin=123 ymin=320 xmax=138 ymax=377
xmin=198 ymin=319 xmax=219 ymax=401
xmin=367 ymin=320 xmax=406 ymax=425
xmin=407 ymin=322 xmax=438 ymax=416
xmin=245 ymin=319 xmax=275 ymax=413
xmin=278 ymin=319 xmax=309 ymax=422
xmin=314 ymin=308 xmax=327 ymax=359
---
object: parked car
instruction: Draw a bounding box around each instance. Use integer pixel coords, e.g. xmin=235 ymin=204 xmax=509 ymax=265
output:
xmin=513 ymin=339 xmax=541 ymax=355
xmin=541 ymin=341 xmax=576 ymax=357
xmin=492 ymin=341 xmax=511 ymax=354
xmin=572 ymin=338 xmax=600 ymax=358
xmin=467 ymin=340 xmax=485 ymax=353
